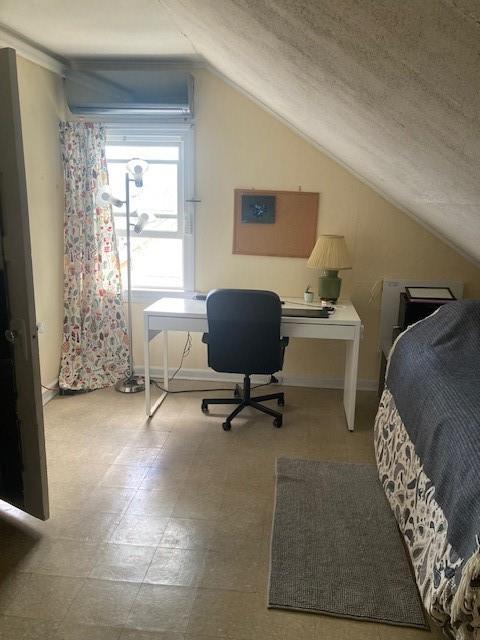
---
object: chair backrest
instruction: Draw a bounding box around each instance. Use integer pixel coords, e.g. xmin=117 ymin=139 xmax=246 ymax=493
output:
xmin=206 ymin=289 xmax=284 ymax=375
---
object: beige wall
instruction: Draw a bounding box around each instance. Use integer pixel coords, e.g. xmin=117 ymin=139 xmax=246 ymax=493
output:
xmin=132 ymin=68 xmax=480 ymax=384
xmin=16 ymin=59 xmax=479 ymax=387
xmin=17 ymin=56 xmax=65 ymax=387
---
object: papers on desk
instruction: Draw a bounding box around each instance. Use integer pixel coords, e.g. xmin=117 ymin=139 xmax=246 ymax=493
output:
xmin=282 ymin=298 xmax=337 ymax=316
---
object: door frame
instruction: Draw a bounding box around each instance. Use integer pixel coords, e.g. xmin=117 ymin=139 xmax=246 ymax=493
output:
xmin=0 ymin=47 xmax=49 ymax=520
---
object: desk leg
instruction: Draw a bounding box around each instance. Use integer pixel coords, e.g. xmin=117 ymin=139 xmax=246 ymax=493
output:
xmin=146 ymin=329 xmax=169 ymax=418
xmin=163 ymin=330 xmax=169 ymax=394
xmin=144 ymin=315 xmax=151 ymax=416
xmin=344 ymin=326 xmax=360 ymax=431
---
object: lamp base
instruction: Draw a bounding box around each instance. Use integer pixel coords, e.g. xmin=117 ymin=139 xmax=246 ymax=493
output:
xmin=115 ymin=375 xmax=145 ymax=394
xmin=318 ymin=269 xmax=342 ymax=303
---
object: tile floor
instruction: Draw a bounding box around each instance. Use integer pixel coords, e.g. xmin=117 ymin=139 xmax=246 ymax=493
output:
xmin=0 ymin=383 xmax=443 ymax=639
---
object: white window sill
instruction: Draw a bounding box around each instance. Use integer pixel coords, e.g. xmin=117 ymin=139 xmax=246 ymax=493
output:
xmin=123 ymin=289 xmax=199 ymax=305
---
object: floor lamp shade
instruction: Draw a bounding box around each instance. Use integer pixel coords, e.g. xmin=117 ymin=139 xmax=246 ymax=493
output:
xmin=307 ymin=235 xmax=351 ymax=302
xmin=127 ymin=158 xmax=148 ymax=187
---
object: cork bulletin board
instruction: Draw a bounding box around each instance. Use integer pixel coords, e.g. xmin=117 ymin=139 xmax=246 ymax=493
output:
xmin=233 ymin=189 xmax=319 ymax=258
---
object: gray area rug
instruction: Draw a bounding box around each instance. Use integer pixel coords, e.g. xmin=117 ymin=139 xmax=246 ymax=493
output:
xmin=268 ymin=457 xmax=427 ymax=629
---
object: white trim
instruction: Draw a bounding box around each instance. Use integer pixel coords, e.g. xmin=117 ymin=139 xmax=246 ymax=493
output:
xmin=0 ymin=27 xmax=66 ymax=76
xmin=69 ymin=57 xmax=204 ymax=71
xmin=127 ymin=289 xmax=198 ymax=305
xmin=182 ymin=125 xmax=195 ymax=290
xmin=107 ymin=126 xmax=196 ymax=294
xmin=106 ymin=122 xmax=194 ymax=140
xmin=134 ymin=365 xmax=377 ymax=391
xmin=41 ymin=379 xmax=59 ymax=405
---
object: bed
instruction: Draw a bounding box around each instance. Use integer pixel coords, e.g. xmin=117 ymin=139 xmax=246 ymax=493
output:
xmin=374 ymin=300 xmax=480 ymax=639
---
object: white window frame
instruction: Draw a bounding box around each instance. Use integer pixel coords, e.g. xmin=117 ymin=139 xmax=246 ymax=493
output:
xmin=106 ymin=123 xmax=196 ymax=303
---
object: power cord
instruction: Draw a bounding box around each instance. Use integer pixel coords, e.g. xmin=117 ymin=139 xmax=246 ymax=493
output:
xmin=42 ymin=383 xmax=59 ymax=391
xmin=168 ymin=331 xmax=192 ymax=382
xmin=152 ymin=378 xmax=277 ymax=394
xmin=152 ymin=331 xmax=279 ymax=394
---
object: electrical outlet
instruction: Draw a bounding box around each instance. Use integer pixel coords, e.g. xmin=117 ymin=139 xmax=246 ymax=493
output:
xmin=36 ymin=321 xmax=46 ymax=334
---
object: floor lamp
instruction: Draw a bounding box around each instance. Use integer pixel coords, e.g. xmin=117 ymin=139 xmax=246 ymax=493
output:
xmin=96 ymin=158 xmax=149 ymax=393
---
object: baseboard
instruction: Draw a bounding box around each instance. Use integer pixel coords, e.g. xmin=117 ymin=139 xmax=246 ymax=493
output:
xmin=134 ymin=366 xmax=377 ymax=392
xmin=41 ymin=379 xmax=59 ymax=406
xmin=274 ymin=374 xmax=377 ymax=392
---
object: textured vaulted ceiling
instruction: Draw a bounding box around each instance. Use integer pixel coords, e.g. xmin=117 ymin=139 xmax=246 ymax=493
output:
xmin=0 ymin=0 xmax=197 ymax=57
xmin=1 ymin=0 xmax=479 ymax=261
xmin=160 ymin=0 xmax=480 ymax=262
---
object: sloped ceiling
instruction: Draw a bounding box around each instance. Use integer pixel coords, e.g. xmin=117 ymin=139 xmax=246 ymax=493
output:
xmin=160 ymin=0 xmax=480 ymax=262
xmin=1 ymin=0 xmax=479 ymax=261
xmin=0 ymin=0 xmax=196 ymax=57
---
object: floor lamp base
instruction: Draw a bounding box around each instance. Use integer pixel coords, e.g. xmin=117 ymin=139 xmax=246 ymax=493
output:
xmin=115 ymin=375 xmax=146 ymax=394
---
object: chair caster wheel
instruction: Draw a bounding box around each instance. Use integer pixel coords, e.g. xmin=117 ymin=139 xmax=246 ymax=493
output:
xmin=273 ymin=417 xmax=283 ymax=428
xmin=277 ymin=397 xmax=285 ymax=407
xmin=222 ymin=421 xmax=232 ymax=431
xmin=201 ymin=401 xmax=209 ymax=414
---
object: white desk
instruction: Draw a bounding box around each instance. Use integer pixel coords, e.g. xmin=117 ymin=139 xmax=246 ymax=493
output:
xmin=143 ymin=298 xmax=362 ymax=430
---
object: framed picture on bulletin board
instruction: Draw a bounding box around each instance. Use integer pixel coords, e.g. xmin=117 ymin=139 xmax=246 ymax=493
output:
xmin=233 ymin=189 xmax=319 ymax=258
xmin=241 ymin=194 xmax=276 ymax=224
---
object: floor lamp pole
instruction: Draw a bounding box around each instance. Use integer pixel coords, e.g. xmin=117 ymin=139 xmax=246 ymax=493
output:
xmin=115 ymin=173 xmax=145 ymax=394
xmin=126 ymin=174 xmax=134 ymax=377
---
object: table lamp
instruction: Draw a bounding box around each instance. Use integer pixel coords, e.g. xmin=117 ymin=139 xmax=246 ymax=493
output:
xmin=307 ymin=235 xmax=351 ymax=302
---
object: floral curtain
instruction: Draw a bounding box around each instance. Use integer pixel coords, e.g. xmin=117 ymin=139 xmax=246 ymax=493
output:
xmin=58 ymin=121 xmax=129 ymax=391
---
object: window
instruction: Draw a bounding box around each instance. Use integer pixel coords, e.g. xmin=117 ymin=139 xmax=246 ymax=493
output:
xmin=105 ymin=127 xmax=194 ymax=295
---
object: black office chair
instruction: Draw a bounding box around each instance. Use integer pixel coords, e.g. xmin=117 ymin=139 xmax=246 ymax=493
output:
xmin=201 ymin=289 xmax=289 ymax=431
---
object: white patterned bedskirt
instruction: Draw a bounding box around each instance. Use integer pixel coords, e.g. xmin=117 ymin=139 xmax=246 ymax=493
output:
xmin=374 ymin=388 xmax=480 ymax=639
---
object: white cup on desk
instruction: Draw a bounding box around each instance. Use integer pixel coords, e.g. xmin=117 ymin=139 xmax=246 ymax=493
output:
xmin=304 ymin=290 xmax=314 ymax=303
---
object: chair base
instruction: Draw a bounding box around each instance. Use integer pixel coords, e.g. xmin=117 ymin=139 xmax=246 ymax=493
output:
xmin=201 ymin=375 xmax=284 ymax=430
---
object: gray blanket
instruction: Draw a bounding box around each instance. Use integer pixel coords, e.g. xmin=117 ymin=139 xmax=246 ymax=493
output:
xmin=387 ymin=300 xmax=480 ymax=563
xmin=375 ymin=300 xmax=480 ymax=637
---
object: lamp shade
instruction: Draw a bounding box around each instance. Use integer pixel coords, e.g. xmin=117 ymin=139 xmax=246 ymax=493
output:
xmin=133 ymin=213 xmax=149 ymax=234
xmin=127 ymin=158 xmax=148 ymax=187
xmin=307 ymin=235 xmax=351 ymax=270
xmin=95 ymin=184 xmax=124 ymax=209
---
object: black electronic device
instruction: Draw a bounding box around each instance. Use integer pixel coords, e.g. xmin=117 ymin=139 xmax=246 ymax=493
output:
xmin=398 ymin=291 xmax=455 ymax=329
xmin=378 ymin=288 xmax=457 ymax=397
xmin=282 ymin=308 xmax=329 ymax=318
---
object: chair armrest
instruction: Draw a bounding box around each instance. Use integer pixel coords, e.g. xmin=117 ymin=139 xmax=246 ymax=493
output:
xmin=281 ymin=337 xmax=289 ymax=348
xmin=202 ymin=333 xmax=209 ymax=344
